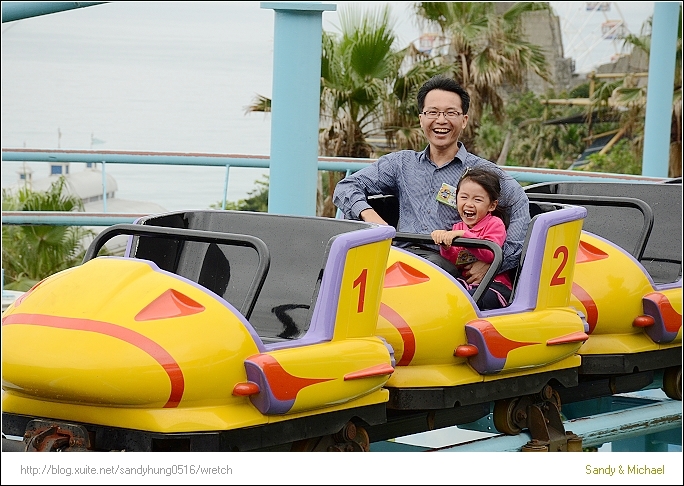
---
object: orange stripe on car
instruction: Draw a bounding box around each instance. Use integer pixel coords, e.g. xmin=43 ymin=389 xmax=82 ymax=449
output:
xmin=572 ymin=283 xmax=598 ymax=333
xmin=379 ymin=303 xmax=415 ymax=366
xmin=546 ymin=331 xmax=589 ymax=345
xmin=2 ymin=313 xmax=185 ymax=408
xmin=344 ymin=363 xmax=395 ymax=380
xmin=246 ymin=354 xmax=332 ymax=401
xmin=468 ymin=320 xmax=536 ymax=358
xmin=644 ymin=292 xmax=682 ymax=334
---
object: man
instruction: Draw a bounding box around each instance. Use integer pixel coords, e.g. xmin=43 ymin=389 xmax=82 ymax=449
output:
xmin=333 ymin=75 xmax=530 ymax=285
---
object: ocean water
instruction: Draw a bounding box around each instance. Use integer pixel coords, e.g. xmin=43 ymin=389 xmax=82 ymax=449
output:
xmin=1 ymin=2 xmax=276 ymax=210
xmin=0 ymin=1 xmax=420 ymax=211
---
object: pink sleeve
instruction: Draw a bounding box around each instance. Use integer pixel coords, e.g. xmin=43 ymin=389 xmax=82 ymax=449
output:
xmin=462 ymin=218 xmax=506 ymax=263
xmin=440 ymin=245 xmax=459 ymax=262
xmin=439 ymin=222 xmax=464 ymax=263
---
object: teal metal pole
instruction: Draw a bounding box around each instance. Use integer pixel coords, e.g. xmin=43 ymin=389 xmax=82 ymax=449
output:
xmin=261 ymin=2 xmax=336 ymax=216
xmin=641 ymin=2 xmax=680 ymax=177
xmin=101 ymin=160 xmax=107 ymax=213
xmin=1 ymin=2 xmax=107 ymax=23
xmin=222 ymin=164 xmax=231 ymax=210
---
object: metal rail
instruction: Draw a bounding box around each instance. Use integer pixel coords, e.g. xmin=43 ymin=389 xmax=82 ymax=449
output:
xmin=526 ymin=193 xmax=654 ymax=260
xmin=85 ymin=224 xmax=270 ymax=320
xmin=1 ymin=212 xmax=146 ymax=226
xmin=371 ymin=395 xmax=682 ymax=452
xmin=2 ymin=149 xmax=672 ymax=223
xmin=3 ymin=148 xmax=671 ymax=181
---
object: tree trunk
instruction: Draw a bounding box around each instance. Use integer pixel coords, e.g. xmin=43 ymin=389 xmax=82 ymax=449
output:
xmin=669 ymin=141 xmax=682 ymax=178
xmin=497 ymin=131 xmax=512 ymax=165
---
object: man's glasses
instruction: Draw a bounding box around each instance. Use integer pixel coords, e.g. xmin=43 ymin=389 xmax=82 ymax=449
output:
xmin=421 ymin=110 xmax=463 ymax=119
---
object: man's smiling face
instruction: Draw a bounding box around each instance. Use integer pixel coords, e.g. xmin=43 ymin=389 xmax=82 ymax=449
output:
xmin=419 ymin=89 xmax=468 ymax=152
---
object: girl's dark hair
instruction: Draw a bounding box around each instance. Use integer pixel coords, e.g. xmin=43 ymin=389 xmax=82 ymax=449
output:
xmin=457 ymin=167 xmax=510 ymax=228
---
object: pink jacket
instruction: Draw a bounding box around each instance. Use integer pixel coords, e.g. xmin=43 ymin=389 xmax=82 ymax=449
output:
xmin=440 ymin=213 xmax=512 ymax=289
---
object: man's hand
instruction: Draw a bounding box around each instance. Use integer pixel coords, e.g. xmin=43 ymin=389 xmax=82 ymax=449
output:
xmin=360 ymin=208 xmax=388 ymax=225
xmin=462 ymin=260 xmax=490 ymax=285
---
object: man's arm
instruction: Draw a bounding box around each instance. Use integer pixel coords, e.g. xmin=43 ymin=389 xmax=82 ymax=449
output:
xmin=332 ymin=157 xmax=396 ymax=220
xmin=499 ymin=178 xmax=531 ymax=273
xmin=462 ymin=260 xmax=489 ymax=285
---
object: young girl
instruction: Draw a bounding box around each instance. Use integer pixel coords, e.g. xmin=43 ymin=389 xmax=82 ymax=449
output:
xmin=431 ymin=167 xmax=513 ymax=310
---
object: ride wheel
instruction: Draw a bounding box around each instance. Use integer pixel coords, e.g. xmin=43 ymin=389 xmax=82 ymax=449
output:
xmin=289 ymin=422 xmax=370 ymax=452
xmin=549 ymin=389 xmax=562 ymax=410
xmin=662 ymin=366 xmax=682 ymax=401
xmin=493 ymin=397 xmax=523 ymax=435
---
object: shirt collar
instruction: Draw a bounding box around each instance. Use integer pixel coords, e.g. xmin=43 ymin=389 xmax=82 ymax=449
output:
xmin=422 ymin=142 xmax=468 ymax=167
xmin=454 ymin=141 xmax=468 ymax=163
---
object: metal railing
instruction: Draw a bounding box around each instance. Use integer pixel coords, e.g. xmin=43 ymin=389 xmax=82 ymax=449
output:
xmin=1 ymin=148 xmax=670 ymax=226
xmin=371 ymin=393 xmax=682 ymax=452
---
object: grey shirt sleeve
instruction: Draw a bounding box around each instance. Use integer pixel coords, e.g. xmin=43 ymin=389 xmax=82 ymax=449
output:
xmin=499 ymin=175 xmax=531 ymax=273
xmin=333 ymin=156 xmax=397 ymax=220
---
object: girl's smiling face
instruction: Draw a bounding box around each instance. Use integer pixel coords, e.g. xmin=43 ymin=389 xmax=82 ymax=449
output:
xmin=457 ymin=178 xmax=498 ymax=228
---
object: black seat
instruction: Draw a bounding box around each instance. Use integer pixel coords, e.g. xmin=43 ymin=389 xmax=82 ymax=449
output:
xmin=367 ymin=194 xmax=399 ymax=227
xmin=525 ymin=181 xmax=682 ymax=284
xmin=131 ymin=210 xmax=368 ymax=341
xmin=506 ymin=201 xmax=566 ymax=304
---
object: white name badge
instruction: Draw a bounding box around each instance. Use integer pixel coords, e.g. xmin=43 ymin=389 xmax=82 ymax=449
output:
xmin=436 ymin=182 xmax=458 ymax=208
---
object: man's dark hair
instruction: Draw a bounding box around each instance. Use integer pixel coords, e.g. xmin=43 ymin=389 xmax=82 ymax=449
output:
xmin=417 ymin=75 xmax=470 ymax=114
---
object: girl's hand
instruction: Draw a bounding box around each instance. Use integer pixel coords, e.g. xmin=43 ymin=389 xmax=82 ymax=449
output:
xmin=431 ymin=230 xmax=457 ymax=247
xmin=431 ymin=230 xmax=447 ymax=246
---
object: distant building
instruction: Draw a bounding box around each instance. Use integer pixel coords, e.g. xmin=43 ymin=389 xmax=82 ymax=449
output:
xmin=11 ymin=161 xmax=166 ymax=214
xmin=494 ymin=2 xmax=648 ymax=95
xmin=8 ymin=161 xmax=167 ymax=254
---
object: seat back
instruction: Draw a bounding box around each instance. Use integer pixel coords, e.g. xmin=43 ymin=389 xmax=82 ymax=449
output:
xmin=506 ymin=201 xmax=568 ymax=305
xmin=502 ymin=203 xmax=587 ymax=312
xmin=367 ymin=194 xmax=399 ymax=227
xmin=131 ymin=210 xmax=369 ymax=341
xmin=525 ymin=181 xmax=682 ymax=283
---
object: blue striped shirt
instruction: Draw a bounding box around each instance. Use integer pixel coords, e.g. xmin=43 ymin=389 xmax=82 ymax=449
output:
xmin=333 ymin=143 xmax=530 ymax=272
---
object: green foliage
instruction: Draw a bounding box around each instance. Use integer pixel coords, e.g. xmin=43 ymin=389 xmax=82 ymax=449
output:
xmin=414 ymin=1 xmax=552 ymax=149
xmin=2 ymin=177 xmax=93 ymax=291
xmin=474 ymin=107 xmax=506 ymax=162
xmin=569 ymin=82 xmax=590 ymax=99
xmin=211 ymin=175 xmax=269 ymax=212
xmin=576 ymin=140 xmax=642 ymax=175
xmin=481 ymin=90 xmax=587 ymax=167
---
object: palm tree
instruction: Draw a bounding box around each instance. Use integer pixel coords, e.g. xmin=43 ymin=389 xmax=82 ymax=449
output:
xmin=606 ymin=12 xmax=682 ymax=177
xmin=2 ymin=177 xmax=93 ymax=291
xmin=319 ymin=5 xmax=445 ymax=154
xmin=319 ymin=5 xmax=397 ymax=159
xmin=412 ymin=2 xmax=552 ymax=152
xmin=316 ymin=4 xmax=444 ymax=216
xmin=566 ymin=10 xmax=682 ymax=178
xmin=246 ymin=4 xmax=445 ymax=216
xmin=380 ymin=45 xmax=449 ymax=152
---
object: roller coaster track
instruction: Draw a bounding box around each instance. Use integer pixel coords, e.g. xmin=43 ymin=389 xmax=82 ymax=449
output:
xmin=371 ymin=393 xmax=682 ymax=452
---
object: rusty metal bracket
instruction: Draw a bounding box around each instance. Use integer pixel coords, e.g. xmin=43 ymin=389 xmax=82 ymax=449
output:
xmin=494 ymin=385 xmax=583 ymax=452
xmin=523 ymin=401 xmax=582 ymax=451
xmin=24 ymin=419 xmax=92 ymax=452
